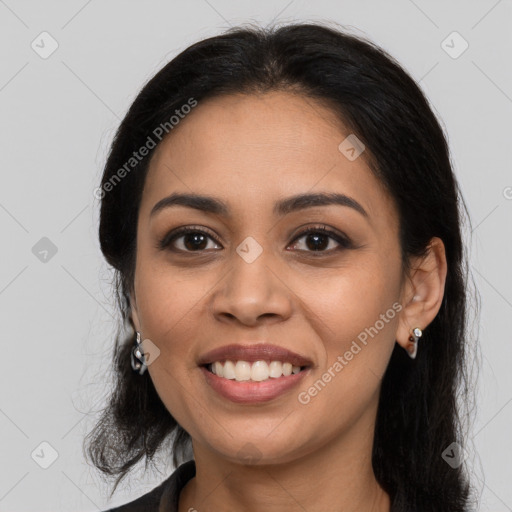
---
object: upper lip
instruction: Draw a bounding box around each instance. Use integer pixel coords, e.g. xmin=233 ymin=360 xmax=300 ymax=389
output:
xmin=197 ymin=343 xmax=313 ymax=367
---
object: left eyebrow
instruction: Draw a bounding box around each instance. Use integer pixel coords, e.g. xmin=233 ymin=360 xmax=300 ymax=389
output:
xmin=150 ymin=192 xmax=369 ymax=219
xmin=274 ymin=192 xmax=368 ymax=218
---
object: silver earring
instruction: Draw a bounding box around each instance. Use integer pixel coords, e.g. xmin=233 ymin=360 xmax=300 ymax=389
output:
xmin=131 ymin=331 xmax=148 ymax=375
xmin=406 ymin=327 xmax=422 ymax=359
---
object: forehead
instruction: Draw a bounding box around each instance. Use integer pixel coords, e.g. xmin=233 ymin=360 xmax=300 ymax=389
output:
xmin=140 ymin=91 xmax=397 ymax=229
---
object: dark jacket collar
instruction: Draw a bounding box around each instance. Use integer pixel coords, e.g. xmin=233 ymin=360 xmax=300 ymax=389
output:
xmin=158 ymin=459 xmax=196 ymax=512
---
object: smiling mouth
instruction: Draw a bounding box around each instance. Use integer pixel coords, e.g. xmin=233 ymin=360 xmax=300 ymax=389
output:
xmin=202 ymin=360 xmax=309 ymax=382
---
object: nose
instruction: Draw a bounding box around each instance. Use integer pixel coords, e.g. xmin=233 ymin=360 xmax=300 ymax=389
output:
xmin=210 ymin=248 xmax=293 ymax=327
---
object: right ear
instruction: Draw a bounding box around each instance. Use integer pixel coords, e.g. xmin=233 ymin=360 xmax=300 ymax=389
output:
xmin=129 ymin=291 xmax=141 ymax=332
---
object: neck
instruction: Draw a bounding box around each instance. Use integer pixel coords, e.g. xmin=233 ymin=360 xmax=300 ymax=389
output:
xmin=178 ymin=407 xmax=391 ymax=512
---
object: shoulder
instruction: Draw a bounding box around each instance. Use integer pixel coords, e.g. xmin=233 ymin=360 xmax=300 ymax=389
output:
xmin=101 ymin=460 xmax=196 ymax=512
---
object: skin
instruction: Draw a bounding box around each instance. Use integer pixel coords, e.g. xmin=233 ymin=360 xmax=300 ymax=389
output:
xmin=129 ymin=91 xmax=447 ymax=512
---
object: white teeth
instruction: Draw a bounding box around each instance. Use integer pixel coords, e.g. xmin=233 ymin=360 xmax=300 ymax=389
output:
xmin=208 ymin=360 xmax=304 ymax=381
xmin=235 ymin=361 xmax=251 ymax=381
xmin=213 ymin=361 xmax=224 ymax=377
xmin=269 ymin=361 xmax=283 ymax=378
xmin=251 ymin=361 xmax=269 ymax=381
xmin=223 ymin=360 xmax=236 ymax=379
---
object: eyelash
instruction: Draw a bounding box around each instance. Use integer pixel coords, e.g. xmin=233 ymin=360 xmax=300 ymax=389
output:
xmin=157 ymin=224 xmax=353 ymax=256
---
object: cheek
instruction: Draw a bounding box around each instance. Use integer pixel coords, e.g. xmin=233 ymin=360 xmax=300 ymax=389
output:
xmin=133 ymin=260 xmax=198 ymax=373
xmin=134 ymin=246 xmax=209 ymax=335
xmin=313 ymin=255 xmax=401 ymax=368
xmin=294 ymin=266 xmax=400 ymax=436
xmin=320 ymin=253 xmax=398 ymax=311
xmin=133 ymin=264 xmax=208 ymax=427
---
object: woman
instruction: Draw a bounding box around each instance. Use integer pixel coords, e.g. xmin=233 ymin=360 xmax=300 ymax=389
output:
xmin=86 ymin=21 xmax=477 ymax=512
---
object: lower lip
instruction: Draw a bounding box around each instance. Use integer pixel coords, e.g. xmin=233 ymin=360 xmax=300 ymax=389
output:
xmin=200 ymin=366 xmax=310 ymax=404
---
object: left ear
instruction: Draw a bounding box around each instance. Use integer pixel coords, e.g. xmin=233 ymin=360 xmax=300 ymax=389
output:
xmin=396 ymin=237 xmax=448 ymax=352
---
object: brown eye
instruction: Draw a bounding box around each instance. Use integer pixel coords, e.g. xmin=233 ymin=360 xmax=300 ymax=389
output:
xmin=288 ymin=226 xmax=352 ymax=254
xmin=158 ymin=227 xmax=222 ymax=252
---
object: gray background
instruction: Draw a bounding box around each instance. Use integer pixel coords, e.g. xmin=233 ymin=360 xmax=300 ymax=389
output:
xmin=0 ymin=0 xmax=511 ymax=510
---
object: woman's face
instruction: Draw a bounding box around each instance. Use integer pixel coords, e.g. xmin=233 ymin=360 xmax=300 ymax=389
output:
xmin=130 ymin=91 xmax=407 ymax=464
